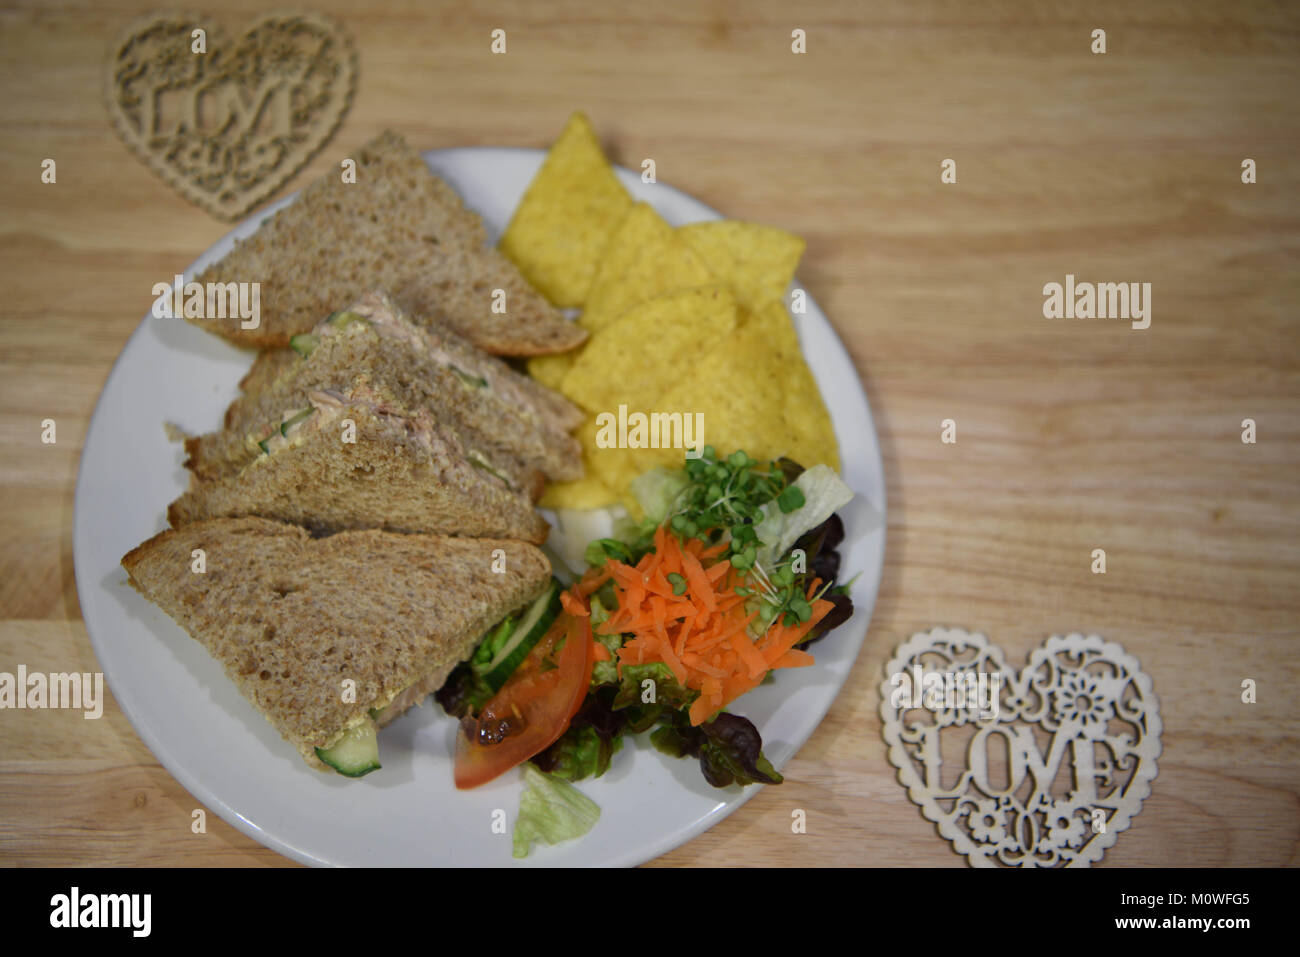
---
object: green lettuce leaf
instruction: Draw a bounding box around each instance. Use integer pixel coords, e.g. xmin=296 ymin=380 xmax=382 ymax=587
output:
xmin=535 ymin=723 xmax=624 ymax=782
xmin=649 ymin=711 xmax=783 ymax=788
xmin=512 ymin=765 xmax=601 ymax=859
xmin=611 ymin=662 xmax=697 ymax=712
xmin=532 ymin=688 xmax=629 ymax=782
xmin=629 ymin=466 xmax=690 ymax=524
xmin=589 ymin=599 xmax=624 ymax=688
xmin=433 ymin=661 xmax=494 ymax=718
xmin=753 ymin=464 xmax=854 ymax=567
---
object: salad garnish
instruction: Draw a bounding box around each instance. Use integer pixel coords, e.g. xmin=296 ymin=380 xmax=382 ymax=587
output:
xmin=438 ymin=447 xmax=857 ymax=854
xmin=512 ymin=765 xmax=600 ymax=859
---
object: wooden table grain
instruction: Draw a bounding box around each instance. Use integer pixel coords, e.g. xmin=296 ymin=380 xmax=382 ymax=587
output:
xmin=1 ymin=0 xmax=1297 ymax=868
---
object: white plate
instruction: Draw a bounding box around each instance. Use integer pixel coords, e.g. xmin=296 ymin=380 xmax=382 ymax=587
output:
xmin=73 ymin=148 xmax=887 ymax=867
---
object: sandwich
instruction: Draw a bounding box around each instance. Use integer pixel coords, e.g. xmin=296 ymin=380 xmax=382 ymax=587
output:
xmin=122 ymin=516 xmax=555 ymax=775
xmin=187 ymin=130 xmax=586 ymax=357
xmin=167 ymin=292 xmax=584 ymax=544
xmin=183 ymin=290 xmax=584 ymax=487
xmin=167 ymin=377 xmax=553 ymax=543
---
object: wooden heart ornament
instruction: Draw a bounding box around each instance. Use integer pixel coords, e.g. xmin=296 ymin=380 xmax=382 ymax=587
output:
xmin=105 ymin=12 xmax=356 ymax=219
xmin=880 ymin=629 xmax=1162 ymax=867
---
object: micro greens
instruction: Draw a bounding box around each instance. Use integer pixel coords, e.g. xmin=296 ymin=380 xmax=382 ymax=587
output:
xmin=744 ymin=554 xmax=835 ymax=632
xmin=662 ymin=446 xmax=796 ymax=568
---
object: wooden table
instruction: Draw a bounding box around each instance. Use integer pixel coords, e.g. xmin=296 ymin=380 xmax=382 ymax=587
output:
xmin=1 ymin=0 xmax=1296 ymax=867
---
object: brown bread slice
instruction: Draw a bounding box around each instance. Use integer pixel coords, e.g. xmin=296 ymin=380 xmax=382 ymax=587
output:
xmin=187 ymin=130 xmax=586 ymax=356
xmin=388 ymin=252 xmax=586 ymax=356
xmin=189 ymin=373 xmax=548 ymax=504
xmin=121 ymin=516 xmax=551 ymax=769
xmin=185 ymin=291 xmax=583 ymax=485
xmin=168 ymin=392 xmax=551 ymax=544
xmin=237 ymin=349 xmax=298 ymax=395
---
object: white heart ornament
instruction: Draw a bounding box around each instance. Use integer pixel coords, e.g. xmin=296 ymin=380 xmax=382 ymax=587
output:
xmin=880 ymin=628 xmax=1162 ymax=867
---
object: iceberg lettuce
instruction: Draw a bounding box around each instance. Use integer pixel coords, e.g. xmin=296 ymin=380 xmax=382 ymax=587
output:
xmin=752 ymin=464 xmax=854 ymax=568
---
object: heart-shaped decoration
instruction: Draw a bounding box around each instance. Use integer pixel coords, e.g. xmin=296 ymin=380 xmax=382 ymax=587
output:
xmin=105 ymin=12 xmax=356 ymax=220
xmin=880 ymin=628 xmax=1162 ymax=867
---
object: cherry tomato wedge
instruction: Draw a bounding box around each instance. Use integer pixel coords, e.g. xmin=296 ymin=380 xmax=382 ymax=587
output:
xmin=454 ymin=609 xmax=594 ymax=789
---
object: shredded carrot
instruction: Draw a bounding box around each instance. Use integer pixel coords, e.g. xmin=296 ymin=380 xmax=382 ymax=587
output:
xmin=573 ymin=565 xmax=613 ymax=598
xmin=729 ymin=628 xmax=770 ymax=679
xmin=758 ymin=598 xmax=834 ymax=666
xmin=560 ymin=590 xmax=589 ymax=617
xmin=594 ymin=526 xmax=819 ymax=725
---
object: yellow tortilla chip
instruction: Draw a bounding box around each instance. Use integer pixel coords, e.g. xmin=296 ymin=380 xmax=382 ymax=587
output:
xmin=647 ymin=330 xmax=791 ymax=473
xmin=561 ymin=285 xmax=738 ymax=414
xmin=527 ymin=352 xmax=577 ymax=391
xmin=740 ymin=302 xmax=839 ymax=471
xmin=539 ymin=471 xmax=619 ymax=510
xmin=544 ymin=304 xmax=838 ymax=511
xmin=743 ymin=299 xmax=802 ymax=357
xmin=678 ymin=220 xmax=805 ymax=311
xmin=599 ymin=309 xmax=836 ymax=509
xmin=582 ymin=203 xmax=668 ymax=328
xmin=582 ymin=226 xmax=713 ymax=334
xmin=779 ymin=354 xmax=841 ymax=473
xmin=500 ymin=112 xmax=633 ymax=307
xmin=539 ymin=417 xmax=623 ymax=510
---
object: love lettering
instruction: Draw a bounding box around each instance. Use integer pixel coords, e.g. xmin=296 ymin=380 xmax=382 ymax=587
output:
xmin=146 ymin=75 xmax=297 ymax=144
xmin=914 ymin=721 xmax=1110 ymax=805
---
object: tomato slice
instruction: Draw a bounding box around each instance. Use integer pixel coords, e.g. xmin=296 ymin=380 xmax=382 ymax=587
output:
xmin=454 ymin=609 xmax=593 ymax=789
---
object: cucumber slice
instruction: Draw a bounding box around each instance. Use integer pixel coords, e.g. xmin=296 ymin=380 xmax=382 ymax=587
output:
xmin=315 ymin=718 xmax=381 ymax=777
xmin=474 ymin=580 xmax=562 ymax=692
xmin=280 ymin=407 xmax=314 ymax=437
xmin=471 ymin=615 xmax=517 ymax=670
xmin=467 ymin=451 xmax=511 ymax=485
xmin=289 ymin=333 xmax=319 ymax=357
xmin=325 ymin=310 xmax=369 ymax=329
xmin=257 ymin=437 xmax=272 ymax=455
xmin=449 ymin=364 xmax=488 ymax=389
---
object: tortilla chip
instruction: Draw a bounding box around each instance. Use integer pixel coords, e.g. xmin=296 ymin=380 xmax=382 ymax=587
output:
xmin=603 ymin=306 xmax=837 ymax=505
xmin=500 ymin=112 xmax=633 ymax=307
xmin=582 ymin=203 xmax=668 ymax=328
xmin=582 ymin=223 xmax=713 ymax=334
xmin=544 ymin=302 xmax=838 ymax=511
xmin=779 ymin=352 xmax=841 ymax=473
xmin=738 ymin=302 xmax=838 ymax=470
xmin=646 ymin=332 xmax=791 ymax=471
xmin=561 ymin=285 xmax=737 ymax=413
xmin=678 ymin=220 xmax=805 ymax=311
xmin=539 ymin=471 xmax=618 ymax=510
xmin=743 ymin=299 xmax=802 ymax=357
xmin=527 ymin=352 xmax=577 ymax=390
xmin=539 ymin=417 xmax=622 ymax=509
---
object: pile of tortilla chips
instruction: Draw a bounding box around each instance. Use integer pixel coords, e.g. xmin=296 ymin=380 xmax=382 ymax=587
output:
xmin=500 ymin=111 xmax=839 ymax=513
